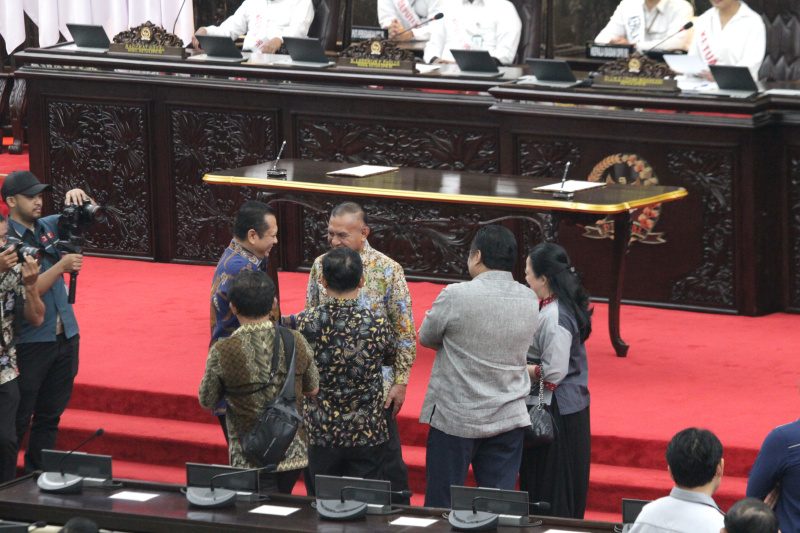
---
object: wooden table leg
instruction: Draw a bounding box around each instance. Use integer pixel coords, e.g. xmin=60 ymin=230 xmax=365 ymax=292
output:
xmin=8 ymin=77 xmax=26 ymax=155
xmin=609 ymin=212 xmax=633 ymax=357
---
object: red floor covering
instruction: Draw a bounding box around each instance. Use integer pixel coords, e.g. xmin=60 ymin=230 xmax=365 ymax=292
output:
xmin=5 ymin=147 xmax=800 ymax=522
xmin=31 ymin=256 xmax=800 ymax=523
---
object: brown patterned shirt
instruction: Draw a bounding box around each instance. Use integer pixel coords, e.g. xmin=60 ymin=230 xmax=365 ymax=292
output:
xmin=0 ymin=265 xmax=23 ymax=386
xmin=199 ymin=321 xmax=319 ymax=472
xmin=298 ymin=298 xmax=397 ymax=447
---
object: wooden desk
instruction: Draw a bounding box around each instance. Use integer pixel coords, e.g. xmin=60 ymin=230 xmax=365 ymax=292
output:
xmin=0 ymin=475 xmax=618 ymax=532
xmin=204 ymin=159 xmax=687 ymax=357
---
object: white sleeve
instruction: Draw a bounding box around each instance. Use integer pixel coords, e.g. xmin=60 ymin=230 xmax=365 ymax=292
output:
xmin=284 ymin=0 xmax=315 ymax=38
xmin=489 ymin=2 xmax=521 ymax=65
xmin=413 ymin=0 xmax=445 ymax=40
xmin=378 ymin=0 xmax=396 ymax=27
xmin=204 ymin=3 xmax=249 ymax=40
xmin=595 ymin=1 xmax=629 ymax=43
xmin=423 ymin=15 xmax=446 ymax=62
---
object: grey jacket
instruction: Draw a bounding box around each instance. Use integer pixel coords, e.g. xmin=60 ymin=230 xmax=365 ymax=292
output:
xmin=418 ymin=270 xmax=539 ymax=439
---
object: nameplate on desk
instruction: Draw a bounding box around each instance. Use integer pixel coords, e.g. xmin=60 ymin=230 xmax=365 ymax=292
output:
xmin=593 ymin=75 xmax=677 ymax=91
xmin=335 ymin=57 xmax=417 ymax=73
xmin=586 ymin=43 xmax=634 ymax=59
xmin=109 ymin=43 xmax=186 ymax=58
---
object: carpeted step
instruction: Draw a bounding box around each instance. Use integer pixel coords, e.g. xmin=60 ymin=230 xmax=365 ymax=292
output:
xmin=586 ymin=463 xmax=748 ymax=514
xmin=54 ymin=409 xmax=228 ymax=467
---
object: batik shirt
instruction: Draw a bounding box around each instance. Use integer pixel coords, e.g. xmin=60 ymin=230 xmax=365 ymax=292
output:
xmin=0 ymin=265 xmax=23 ymax=385
xmin=297 ymin=298 xmax=397 ymax=447
xmin=304 ymin=241 xmax=415 ymax=399
xmin=199 ymin=321 xmax=319 ymax=472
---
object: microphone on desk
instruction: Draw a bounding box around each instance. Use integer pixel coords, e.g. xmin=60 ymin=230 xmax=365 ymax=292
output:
xmin=186 ymin=463 xmax=277 ymax=508
xmin=449 ymin=497 xmax=551 ymax=531
xmin=641 ymin=21 xmax=693 ymax=56
xmin=37 ymin=428 xmax=104 ymax=494
xmin=317 ymin=486 xmax=413 ymax=520
xmin=391 ymin=13 xmax=444 ymax=41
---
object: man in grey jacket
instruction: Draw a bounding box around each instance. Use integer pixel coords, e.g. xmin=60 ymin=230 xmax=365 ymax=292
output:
xmin=418 ymin=225 xmax=539 ymax=508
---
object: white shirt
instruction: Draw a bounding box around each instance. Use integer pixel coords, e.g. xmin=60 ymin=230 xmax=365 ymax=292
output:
xmin=595 ymin=0 xmax=694 ymax=51
xmin=423 ymin=0 xmax=521 ymax=64
xmin=689 ymin=1 xmax=766 ymax=80
xmin=377 ymin=0 xmax=443 ymax=40
xmin=630 ymin=487 xmax=725 ymax=533
xmin=203 ymin=0 xmax=314 ymax=52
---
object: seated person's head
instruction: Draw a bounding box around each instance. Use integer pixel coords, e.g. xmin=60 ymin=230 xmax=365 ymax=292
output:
xmin=58 ymin=517 xmax=99 ymax=533
xmin=468 ymin=225 xmax=517 ymax=275
xmin=228 ymin=270 xmax=276 ymax=319
xmin=322 ymin=247 xmax=363 ymax=295
xmin=723 ymin=497 xmax=779 ymax=533
xmin=666 ymin=427 xmax=724 ymax=491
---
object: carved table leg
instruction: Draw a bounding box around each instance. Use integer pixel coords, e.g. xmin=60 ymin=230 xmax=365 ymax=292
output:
xmin=609 ymin=212 xmax=633 ymax=357
xmin=8 ymin=78 xmax=26 ymax=155
xmin=0 ymin=76 xmax=10 ymax=155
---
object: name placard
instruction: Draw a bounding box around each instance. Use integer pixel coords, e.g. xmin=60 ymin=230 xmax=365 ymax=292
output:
xmin=109 ymin=43 xmax=186 ymax=58
xmin=335 ymin=57 xmax=417 ymax=73
xmin=593 ymin=75 xmax=678 ymax=91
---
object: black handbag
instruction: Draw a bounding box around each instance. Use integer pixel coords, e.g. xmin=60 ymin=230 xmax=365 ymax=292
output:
xmin=224 ymin=326 xmax=303 ymax=468
xmin=523 ymin=367 xmax=555 ymax=447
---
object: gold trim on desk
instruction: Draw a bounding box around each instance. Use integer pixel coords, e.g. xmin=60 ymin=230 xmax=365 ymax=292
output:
xmin=203 ymin=174 xmax=688 ymax=214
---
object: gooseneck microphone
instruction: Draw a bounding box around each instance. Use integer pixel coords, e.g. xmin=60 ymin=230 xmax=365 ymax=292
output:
xmin=391 ymin=13 xmax=443 ymax=41
xmin=471 ymin=496 xmax=550 ymax=514
xmin=642 ymin=21 xmax=693 ymax=54
xmin=340 ymin=486 xmax=413 ymax=503
xmin=186 ymin=464 xmax=277 ymax=508
xmin=317 ymin=485 xmax=414 ymax=520
xmin=172 ymin=0 xmax=188 ymax=36
xmin=450 ymin=497 xmax=552 ymax=531
xmin=38 ymin=428 xmax=105 ymax=494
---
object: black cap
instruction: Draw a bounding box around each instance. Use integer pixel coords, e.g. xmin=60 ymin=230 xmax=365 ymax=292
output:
xmin=1 ymin=170 xmax=52 ymax=201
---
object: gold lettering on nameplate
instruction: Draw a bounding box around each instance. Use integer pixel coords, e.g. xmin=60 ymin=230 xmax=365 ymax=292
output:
xmin=124 ymin=44 xmax=166 ymax=54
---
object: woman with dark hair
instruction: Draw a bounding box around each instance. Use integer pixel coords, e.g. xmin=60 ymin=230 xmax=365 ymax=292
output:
xmin=519 ymin=242 xmax=592 ymax=519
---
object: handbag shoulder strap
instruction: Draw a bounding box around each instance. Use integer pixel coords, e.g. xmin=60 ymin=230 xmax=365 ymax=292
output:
xmin=222 ymin=324 xmax=294 ymax=398
xmin=275 ymin=326 xmax=297 ymax=400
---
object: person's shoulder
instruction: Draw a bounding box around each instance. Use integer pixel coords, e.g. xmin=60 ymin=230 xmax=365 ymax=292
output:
xmin=769 ymin=418 xmax=800 ymax=440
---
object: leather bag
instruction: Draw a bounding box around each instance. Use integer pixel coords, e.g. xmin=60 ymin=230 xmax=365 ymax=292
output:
xmin=523 ymin=367 xmax=555 ymax=446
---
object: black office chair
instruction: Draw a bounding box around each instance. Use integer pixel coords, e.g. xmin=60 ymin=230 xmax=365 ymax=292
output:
xmin=509 ymin=0 xmax=543 ymax=63
xmin=308 ymin=0 xmax=341 ymax=51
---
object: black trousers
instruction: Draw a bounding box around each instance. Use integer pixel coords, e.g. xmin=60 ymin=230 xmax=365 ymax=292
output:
xmin=15 ymin=334 xmax=80 ymax=473
xmin=383 ymin=408 xmax=411 ymax=504
xmin=519 ymin=395 xmax=591 ymax=519
xmin=0 ymin=379 xmax=20 ymax=482
xmin=307 ymin=443 xmax=387 ymax=489
xmin=260 ymin=468 xmax=301 ymax=494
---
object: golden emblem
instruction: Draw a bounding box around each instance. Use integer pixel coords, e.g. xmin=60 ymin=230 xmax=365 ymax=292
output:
xmin=141 ymin=27 xmax=152 ymax=41
xmin=370 ymin=41 xmax=383 ymax=56
xmin=627 ymin=57 xmax=641 ymax=74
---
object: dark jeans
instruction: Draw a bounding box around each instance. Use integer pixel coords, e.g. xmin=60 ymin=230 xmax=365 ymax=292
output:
xmin=308 ymin=443 xmax=387 ymax=489
xmin=424 ymin=426 xmax=525 ymax=509
xmin=0 ymin=379 xmax=20 ymax=482
xmin=384 ymin=408 xmax=411 ymax=504
xmin=15 ymin=334 xmax=80 ymax=473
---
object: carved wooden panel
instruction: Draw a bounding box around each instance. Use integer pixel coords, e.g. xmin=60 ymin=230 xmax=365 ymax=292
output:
xmin=667 ymin=149 xmax=735 ymax=308
xmin=788 ymin=149 xmax=800 ymax=310
xmin=517 ymin=137 xmax=580 ymax=178
xmin=273 ymin=193 xmax=534 ymax=279
xmin=46 ymin=100 xmax=152 ymax=255
xmin=297 ymin=117 xmax=500 ymax=173
xmin=169 ymin=106 xmax=278 ymax=262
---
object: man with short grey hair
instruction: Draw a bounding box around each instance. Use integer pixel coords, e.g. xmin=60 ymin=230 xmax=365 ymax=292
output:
xmin=418 ymin=225 xmax=538 ymax=508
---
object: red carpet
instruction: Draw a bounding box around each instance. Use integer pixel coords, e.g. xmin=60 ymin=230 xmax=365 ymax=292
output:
xmin=19 ymin=256 xmax=798 ymax=523
xmin=5 ymin=147 xmax=799 ymax=522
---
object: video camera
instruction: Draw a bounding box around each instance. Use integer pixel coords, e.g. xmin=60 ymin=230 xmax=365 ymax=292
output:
xmin=56 ymin=199 xmax=107 ymax=304
xmin=0 ymin=236 xmax=43 ymax=263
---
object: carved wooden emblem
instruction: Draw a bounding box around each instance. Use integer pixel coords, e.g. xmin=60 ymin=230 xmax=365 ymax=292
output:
xmin=593 ymin=52 xmax=678 ymax=91
xmin=340 ymin=37 xmax=416 ymax=62
xmin=110 ymin=21 xmax=186 ymax=57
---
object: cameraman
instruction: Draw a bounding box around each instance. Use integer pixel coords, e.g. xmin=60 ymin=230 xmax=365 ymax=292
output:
xmin=1 ymin=171 xmax=91 ymax=473
xmin=0 ymin=212 xmax=45 ymax=481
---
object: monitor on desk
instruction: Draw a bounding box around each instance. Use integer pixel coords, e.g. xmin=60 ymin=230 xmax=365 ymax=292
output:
xmin=194 ymin=35 xmax=246 ymax=62
xmin=65 ymin=24 xmax=110 ymax=51
xmin=525 ymin=58 xmax=580 ymax=88
xmin=450 ymin=49 xmax=503 ymax=77
xmin=709 ymin=65 xmax=759 ymax=93
xmin=282 ymin=37 xmax=333 ymax=67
